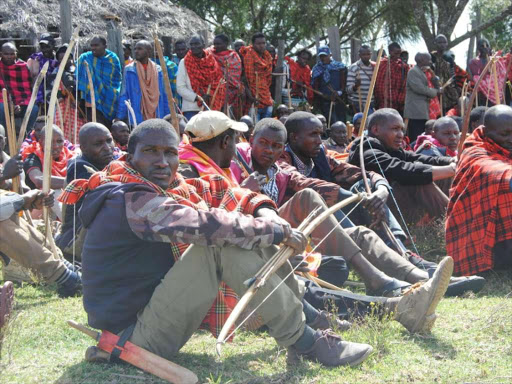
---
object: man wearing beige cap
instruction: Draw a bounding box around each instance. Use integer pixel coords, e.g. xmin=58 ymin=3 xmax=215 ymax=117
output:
xmin=178 ymin=111 xmax=249 ymax=182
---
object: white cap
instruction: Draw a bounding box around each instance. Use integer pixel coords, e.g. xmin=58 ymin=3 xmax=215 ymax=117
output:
xmin=185 ymin=111 xmax=248 ymax=142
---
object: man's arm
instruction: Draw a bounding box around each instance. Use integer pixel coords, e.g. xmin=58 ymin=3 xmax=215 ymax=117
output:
xmin=402 ymin=150 xmax=453 ymax=166
xmin=27 ymin=168 xmax=65 ymax=190
xmin=176 ymin=60 xmax=198 ymax=103
xmin=125 ymin=191 xmax=291 ymax=250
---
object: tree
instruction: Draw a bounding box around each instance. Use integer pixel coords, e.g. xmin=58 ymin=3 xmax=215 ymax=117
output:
xmin=405 ymin=0 xmax=512 ymax=51
xmin=471 ymin=0 xmax=512 ymax=51
xmin=176 ymin=0 xmax=421 ymax=54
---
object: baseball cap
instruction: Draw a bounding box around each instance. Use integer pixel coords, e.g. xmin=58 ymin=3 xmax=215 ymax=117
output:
xmin=185 ymin=111 xmax=248 ymax=142
xmin=353 ymin=112 xmax=364 ymax=124
xmin=39 ymin=33 xmax=55 ymax=46
xmin=317 ymin=45 xmax=331 ymax=56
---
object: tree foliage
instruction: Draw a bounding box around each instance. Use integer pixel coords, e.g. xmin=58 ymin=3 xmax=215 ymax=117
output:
xmin=472 ymin=0 xmax=512 ymax=51
xmin=176 ymin=0 xmax=512 ymax=54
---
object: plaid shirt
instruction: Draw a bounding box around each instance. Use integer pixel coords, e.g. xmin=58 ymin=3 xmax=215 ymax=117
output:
xmin=285 ymin=144 xmax=314 ymax=176
xmin=446 ymin=127 xmax=512 ymax=276
xmin=374 ymin=57 xmax=409 ymax=112
xmin=0 ymin=59 xmax=32 ymax=105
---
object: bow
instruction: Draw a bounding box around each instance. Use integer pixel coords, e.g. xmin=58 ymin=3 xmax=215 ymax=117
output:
xmin=215 ymin=192 xmax=365 ymax=355
xmin=83 ymin=61 xmax=96 ymax=123
xmin=42 ymin=28 xmax=79 ymax=254
xmin=152 ymin=31 xmax=180 ymax=136
xmin=459 ymin=55 xmax=495 ymax=153
xmin=355 ymin=47 xmax=407 ymax=254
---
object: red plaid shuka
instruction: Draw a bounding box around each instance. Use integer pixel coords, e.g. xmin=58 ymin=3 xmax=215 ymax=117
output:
xmin=285 ymin=56 xmax=313 ymax=102
xmin=239 ymin=46 xmax=273 ymax=108
xmin=59 ymin=159 xmax=277 ymax=339
xmin=0 ymin=59 xmax=32 ymax=106
xmin=54 ymin=85 xmax=87 ymax=144
xmin=184 ymin=50 xmax=226 ymax=111
xmin=446 ymin=126 xmax=512 ymax=275
xmin=425 ymin=69 xmax=441 ymax=119
xmin=209 ymin=48 xmax=243 ymax=107
xmin=374 ymin=57 xmax=409 ymax=112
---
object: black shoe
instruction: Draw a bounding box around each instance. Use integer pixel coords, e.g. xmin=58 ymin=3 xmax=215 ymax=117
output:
xmin=57 ymin=271 xmax=82 ymax=298
xmin=427 ymin=268 xmax=486 ymax=297
xmin=408 ymin=252 xmax=438 ymax=270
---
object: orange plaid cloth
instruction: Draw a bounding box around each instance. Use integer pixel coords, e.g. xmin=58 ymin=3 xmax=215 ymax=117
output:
xmin=239 ymin=46 xmax=273 ymax=108
xmin=59 ymin=158 xmax=277 ymax=339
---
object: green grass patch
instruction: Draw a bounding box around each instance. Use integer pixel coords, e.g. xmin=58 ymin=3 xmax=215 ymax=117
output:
xmin=1 ymin=224 xmax=511 ymax=383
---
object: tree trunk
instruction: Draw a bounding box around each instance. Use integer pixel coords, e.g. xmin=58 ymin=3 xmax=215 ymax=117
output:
xmin=106 ymin=20 xmax=124 ymax=70
xmin=327 ymin=26 xmax=341 ymax=62
xmin=59 ymin=0 xmax=72 ymax=44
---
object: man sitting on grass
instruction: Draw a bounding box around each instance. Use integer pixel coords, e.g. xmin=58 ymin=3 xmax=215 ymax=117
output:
xmin=63 ymin=119 xmax=454 ymax=367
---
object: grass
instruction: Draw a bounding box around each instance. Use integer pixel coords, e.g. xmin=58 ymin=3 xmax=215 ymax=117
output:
xmin=1 ymin=223 xmax=512 ymax=384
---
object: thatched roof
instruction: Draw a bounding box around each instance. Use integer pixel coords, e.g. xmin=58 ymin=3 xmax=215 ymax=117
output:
xmin=0 ymin=0 xmax=210 ymax=41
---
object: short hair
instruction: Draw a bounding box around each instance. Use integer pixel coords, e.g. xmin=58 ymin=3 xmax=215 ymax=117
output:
xmin=470 ymin=106 xmax=487 ymax=125
xmin=127 ymin=119 xmax=177 ymax=154
xmin=79 ymin=122 xmax=110 ymax=145
xmin=359 ymin=45 xmax=371 ymax=52
xmin=40 ymin=125 xmax=63 ymax=139
xmin=253 ymin=118 xmax=287 ymax=140
xmin=1 ymin=42 xmax=17 ymax=52
xmin=214 ymin=34 xmax=230 ymax=44
xmin=189 ymin=35 xmax=204 ymax=45
xmin=477 ymin=38 xmax=490 ymax=47
xmin=388 ymin=42 xmax=401 ymax=51
xmin=284 ymin=111 xmax=317 ymax=137
xmin=449 ymin=116 xmax=463 ymax=130
xmin=175 ymin=39 xmax=186 ymax=46
xmin=297 ymin=48 xmax=312 ymax=59
xmin=434 ymin=116 xmax=458 ymax=132
xmin=91 ymin=36 xmax=107 ymax=46
xmin=251 ymin=32 xmax=265 ymax=43
xmin=367 ymin=108 xmax=401 ymax=132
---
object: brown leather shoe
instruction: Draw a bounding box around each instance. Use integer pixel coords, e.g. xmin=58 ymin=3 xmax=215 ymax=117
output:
xmin=309 ymin=310 xmax=351 ymax=332
xmin=288 ymin=329 xmax=373 ymax=367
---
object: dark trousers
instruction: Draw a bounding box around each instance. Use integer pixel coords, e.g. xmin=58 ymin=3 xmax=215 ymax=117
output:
xmin=85 ymin=107 xmax=112 ymax=129
xmin=320 ymin=100 xmax=346 ymax=126
xmin=407 ymin=119 xmax=427 ymax=143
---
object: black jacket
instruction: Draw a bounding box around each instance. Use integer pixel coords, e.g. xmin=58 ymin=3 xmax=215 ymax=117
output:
xmin=348 ymin=136 xmax=452 ymax=185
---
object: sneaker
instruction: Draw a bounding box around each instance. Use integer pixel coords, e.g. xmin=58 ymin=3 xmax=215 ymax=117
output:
xmin=395 ymin=256 xmax=453 ymax=333
xmin=0 ymin=281 xmax=14 ymax=329
xmin=288 ymin=329 xmax=373 ymax=367
xmin=57 ymin=270 xmax=82 ymax=298
xmin=309 ymin=310 xmax=351 ymax=332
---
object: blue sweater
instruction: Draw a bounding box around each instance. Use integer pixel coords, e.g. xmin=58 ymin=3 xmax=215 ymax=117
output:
xmin=116 ymin=63 xmax=170 ymax=124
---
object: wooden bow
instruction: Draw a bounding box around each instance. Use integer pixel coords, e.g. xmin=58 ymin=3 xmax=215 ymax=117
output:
xmin=215 ymin=193 xmax=364 ymax=356
xmin=42 ymin=28 xmax=79 ymax=253
xmin=16 ymin=62 xmax=50 ymax=149
xmin=355 ymin=47 xmax=405 ymax=254
xmin=84 ymin=61 xmax=96 ymax=123
xmin=458 ymin=55 xmax=495 ymax=153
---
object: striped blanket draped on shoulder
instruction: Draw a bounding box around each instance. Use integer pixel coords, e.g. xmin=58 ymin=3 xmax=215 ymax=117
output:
xmin=311 ymin=59 xmax=345 ymax=84
xmin=77 ymin=50 xmax=122 ymax=120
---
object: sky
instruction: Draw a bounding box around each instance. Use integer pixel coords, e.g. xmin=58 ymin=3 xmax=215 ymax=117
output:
xmin=400 ymin=4 xmax=471 ymax=67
